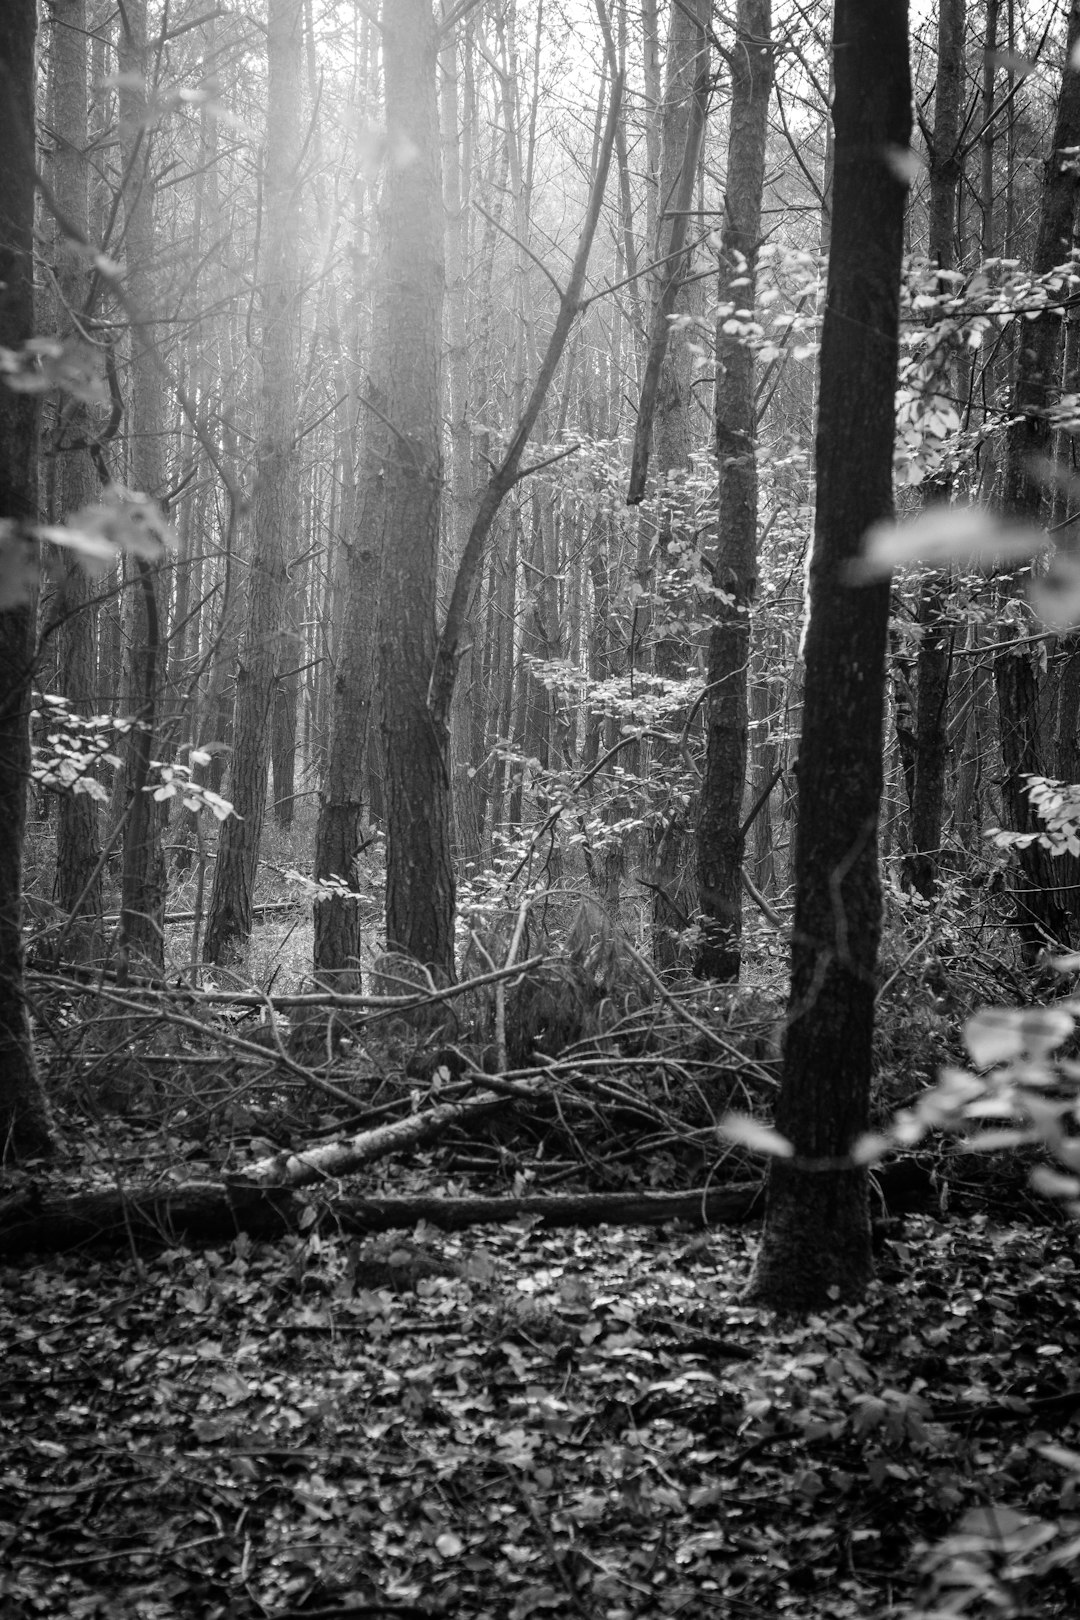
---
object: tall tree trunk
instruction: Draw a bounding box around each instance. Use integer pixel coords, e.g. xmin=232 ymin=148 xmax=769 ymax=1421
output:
xmin=203 ymin=0 xmax=303 ymax=966
xmin=116 ymin=0 xmax=167 ymax=980
xmin=748 ymin=0 xmax=910 ymax=1312
xmin=906 ymin=0 xmax=965 ymax=900
xmin=696 ymin=0 xmax=772 ymax=981
xmin=373 ymin=0 xmax=453 ymax=976
xmin=441 ymin=15 xmax=484 ymax=868
xmin=641 ymin=0 xmax=710 ymax=971
xmin=46 ymin=0 xmax=104 ymax=959
xmin=995 ymin=0 xmax=1080 ymax=962
xmin=0 ymin=0 xmax=55 ymax=1158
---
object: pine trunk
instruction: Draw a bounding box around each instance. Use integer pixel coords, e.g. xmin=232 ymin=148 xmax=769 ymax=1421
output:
xmin=203 ymin=0 xmax=303 ymax=965
xmin=375 ymin=0 xmax=454 ymax=978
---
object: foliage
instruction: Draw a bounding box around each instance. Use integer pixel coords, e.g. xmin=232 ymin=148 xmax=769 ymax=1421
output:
xmin=30 ymin=694 xmax=234 ymax=821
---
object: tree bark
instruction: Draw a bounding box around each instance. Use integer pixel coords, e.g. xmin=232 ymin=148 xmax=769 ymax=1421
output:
xmin=906 ymin=0 xmax=965 ymax=900
xmin=0 ymin=1182 xmax=766 ymax=1259
xmin=748 ymin=0 xmax=910 ymax=1311
xmin=639 ymin=0 xmax=711 ymax=971
xmin=203 ymin=0 xmax=303 ymax=965
xmin=369 ymin=0 xmax=452 ymax=977
xmin=46 ymin=0 xmax=104 ymax=961
xmin=0 ymin=1157 xmax=938 ymax=1259
xmin=996 ymin=0 xmax=1080 ymax=960
xmin=0 ymin=0 xmax=55 ymax=1160
xmin=696 ymin=0 xmax=772 ymax=980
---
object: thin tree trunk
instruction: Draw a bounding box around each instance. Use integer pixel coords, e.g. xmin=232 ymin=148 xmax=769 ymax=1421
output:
xmin=640 ymin=0 xmax=710 ymax=970
xmin=116 ymin=0 xmax=167 ymax=981
xmin=47 ymin=0 xmax=104 ymax=959
xmin=995 ymin=0 xmax=1080 ymax=961
xmin=0 ymin=0 xmax=55 ymax=1158
xmin=748 ymin=0 xmax=910 ymax=1311
xmin=906 ymin=0 xmax=965 ymax=900
xmin=203 ymin=0 xmax=303 ymax=966
xmin=696 ymin=0 xmax=772 ymax=980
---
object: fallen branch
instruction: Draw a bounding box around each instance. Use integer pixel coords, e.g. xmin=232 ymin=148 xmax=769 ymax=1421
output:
xmin=0 ymin=1179 xmax=765 ymax=1259
xmin=0 ymin=1158 xmax=940 ymax=1259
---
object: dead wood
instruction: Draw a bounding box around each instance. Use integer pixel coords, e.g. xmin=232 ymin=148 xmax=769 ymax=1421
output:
xmin=0 ymin=1157 xmax=940 ymax=1259
xmin=0 ymin=1180 xmax=766 ymax=1259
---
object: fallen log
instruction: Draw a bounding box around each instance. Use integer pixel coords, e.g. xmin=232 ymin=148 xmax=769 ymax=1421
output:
xmin=0 ymin=1156 xmax=942 ymax=1260
xmin=0 ymin=1180 xmax=766 ymax=1259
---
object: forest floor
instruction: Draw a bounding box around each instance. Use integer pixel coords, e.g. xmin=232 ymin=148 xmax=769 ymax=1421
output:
xmin=3 ymin=1124 xmax=1080 ymax=1620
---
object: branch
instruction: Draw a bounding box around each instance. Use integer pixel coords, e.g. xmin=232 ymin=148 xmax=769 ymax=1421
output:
xmin=509 ymin=442 xmax=581 ymax=487
xmin=438 ymin=0 xmax=487 ymax=40
xmin=472 ymin=200 xmax=566 ymax=302
xmin=428 ymin=67 xmax=624 ymax=731
xmin=627 ymin=54 xmax=713 ymax=505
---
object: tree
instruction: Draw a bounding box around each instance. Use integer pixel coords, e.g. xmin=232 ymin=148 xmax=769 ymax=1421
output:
xmin=0 ymin=0 xmax=55 ymax=1159
xmin=626 ymin=0 xmax=711 ymax=970
xmin=203 ymin=0 xmax=304 ymax=967
xmin=904 ymin=0 xmax=965 ymax=901
xmin=748 ymin=0 xmax=911 ymax=1311
xmin=696 ymin=0 xmax=773 ymax=980
xmin=995 ymin=1 xmax=1080 ymax=961
xmin=45 ymin=0 xmax=104 ymax=961
xmin=115 ymin=0 xmax=167 ymax=980
xmin=368 ymin=0 xmax=452 ymax=976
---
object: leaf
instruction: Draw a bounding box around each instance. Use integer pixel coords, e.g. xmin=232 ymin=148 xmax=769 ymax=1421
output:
xmin=964 ymin=1007 xmax=1027 ymax=1067
xmin=849 ymin=505 xmax=1042 ymax=583
xmin=986 ymin=48 xmax=1037 ymax=78
xmin=851 ymin=1132 xmax=890 ymax=1166
xmin=882 ymin=145 xmax=922 ymax=185
xmin=958 ymin=1504 xmax=1030 ymax=1538
xmin=718 ymin=1114 xmax=793 ymax=1158
xmin=1030 ymin=1165 xmax=1080 ymax=1200
xmin=1037 ymin=1444 xmax=1080 ymax=1472
xmin=1029 ymin=553 xmax=1080 ymax=629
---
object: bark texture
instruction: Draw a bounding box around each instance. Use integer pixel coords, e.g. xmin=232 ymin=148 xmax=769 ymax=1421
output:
xmin=116 ymin=0 xmax=167 ymax=979
xmin=0 ymin=0 xmax=55 ymax=1159
xmin=906 ymin=0 xmax=965 ymax=900
xmin=47 ymin=0 xmax=104 ymax=958
xmin=643 ymin=0 xmax=711 ymax=970
xmin=994 ymin=1 xmax=1080 ymax=958
xmin=371 ymin=0 xmax=452 ymax=976
xmin=204 ymin=0 xmax=303 ymax=965
xmin=696 ymin=0 xmax=772 ymax=980
xmin=748 ymin=0 xmax=910 ymax=1311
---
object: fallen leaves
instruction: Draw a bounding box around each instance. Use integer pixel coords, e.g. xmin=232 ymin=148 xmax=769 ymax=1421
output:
xmin=2 ymin=1211 xmax=1080 ymax=1617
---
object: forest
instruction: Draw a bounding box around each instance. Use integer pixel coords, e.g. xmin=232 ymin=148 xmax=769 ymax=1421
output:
xmin=6 ymin=0 xmax=1080 ymax=1614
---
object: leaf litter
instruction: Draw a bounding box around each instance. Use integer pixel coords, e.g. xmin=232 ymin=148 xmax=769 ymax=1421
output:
xmin=3 ymin=1199 xmax=1080 ymax=1619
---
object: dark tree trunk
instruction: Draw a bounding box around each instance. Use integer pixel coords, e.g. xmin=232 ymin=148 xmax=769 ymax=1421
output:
xmin=0 ymin=0 xmax=55 ymax=1159
xmin=996 ymin=0 xmax=1080 ymax=959
xmin=748 ymin=0 xmax=910 ymax=1311
xmin=203 ymin=0 xmax=303 ymax=965
xmin=696 ymin=0 xmax=772 ymax=980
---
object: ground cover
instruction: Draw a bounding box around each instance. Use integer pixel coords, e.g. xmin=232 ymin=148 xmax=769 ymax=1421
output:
xmin=3 ymin=1165 xmax=1079 ymax=1620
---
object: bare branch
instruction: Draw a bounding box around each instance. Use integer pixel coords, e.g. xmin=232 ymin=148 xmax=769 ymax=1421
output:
xmin=627 ymin=43 xmax=713 ymax=505
xmin=428 ymin=67 xmax=624 ymax=731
